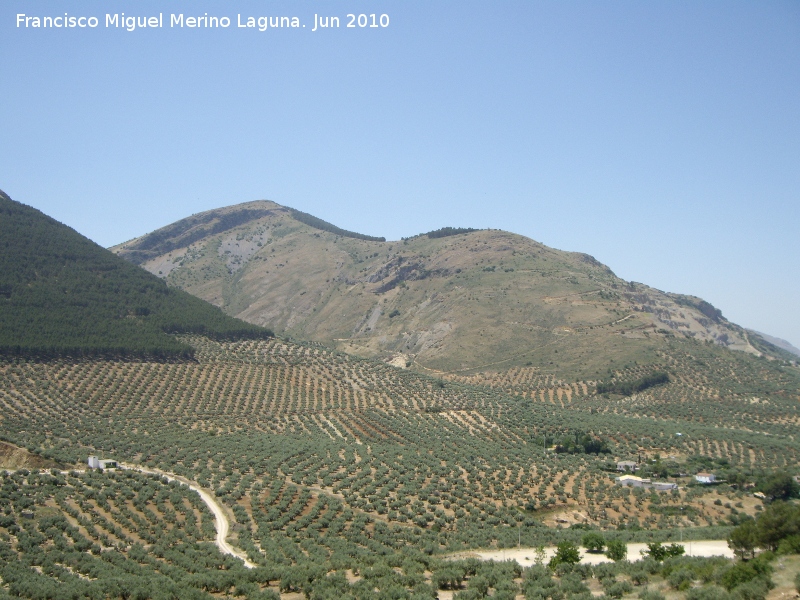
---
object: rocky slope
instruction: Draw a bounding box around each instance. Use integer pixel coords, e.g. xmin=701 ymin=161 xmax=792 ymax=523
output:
xmin=113 ymin=200 xmax=766 ymax=376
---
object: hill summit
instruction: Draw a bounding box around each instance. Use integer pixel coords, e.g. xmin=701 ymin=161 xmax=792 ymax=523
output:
xmin=112 ymin=200 xmax=782 ymax=376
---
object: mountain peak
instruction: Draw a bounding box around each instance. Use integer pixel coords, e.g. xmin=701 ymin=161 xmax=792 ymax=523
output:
xmin=111 ymin=200 xmax=771 ymax=375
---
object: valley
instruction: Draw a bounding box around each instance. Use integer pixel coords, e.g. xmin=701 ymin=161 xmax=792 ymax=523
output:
xmin=2 ymin=192 xmax=799 ymax=599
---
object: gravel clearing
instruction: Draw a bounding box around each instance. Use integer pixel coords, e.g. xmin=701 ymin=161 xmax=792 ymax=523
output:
xmin=456 ymin=540 xmax=734 ymax=566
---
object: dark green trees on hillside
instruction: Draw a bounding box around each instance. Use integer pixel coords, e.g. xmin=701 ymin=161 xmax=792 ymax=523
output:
xmin=425 ymin=227 xmax=479 ymax=239
xmin=596 ymin=372 xmax=669 ymax=396
xmin=0 ymin=191 xmax=271 ymax=358
xmin=727 ymin=501 xmax=800 ymax=556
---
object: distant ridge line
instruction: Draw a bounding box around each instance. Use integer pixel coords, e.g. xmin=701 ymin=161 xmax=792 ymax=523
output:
xmin=288 ymin=208 xmax=386 ymax=242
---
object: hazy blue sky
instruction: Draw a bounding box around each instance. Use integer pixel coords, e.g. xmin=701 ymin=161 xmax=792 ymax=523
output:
xmin=2 ymin=1 xmax=799 ymax=346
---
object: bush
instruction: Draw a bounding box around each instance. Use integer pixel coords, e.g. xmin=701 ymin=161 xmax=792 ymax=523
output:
xmin=686 ymin=586 xmax=731 ymax=600
xmin=719 ymin=555 xmax=773 ymax=592
xmin=730 ymin=578 xmax=772 ymax=600
xmin=432 ymin=566 xmax=466 ymax=590
xmin=596 ymin=372 xmax=669 ymax=396
xmin=640 ymin=558 xmax=661 ymax=575
xmin=665 ymin=543 xmax=686 ymax=558
xmin=559 ymin=573 xmax=589 ymax=595
xmin=668 ymin=568 xmax=695 ymax=591
xmin=639 ymin=590 xmax=666 ymax=600
xmin=630 ymin=570 xmax=649 ymax=586
xmin=289 ymin=208 xmax=385 ymax=242
xmin=605 ymin=581 xmax=633 ymax=598
xmin=425 ymin=227 xmax=479 ymax=239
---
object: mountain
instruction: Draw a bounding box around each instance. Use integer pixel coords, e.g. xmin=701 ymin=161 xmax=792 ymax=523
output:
xmin=749 ymin=330 xmax=800 ymax=359
xmin=0 ymin=191 xmax=272 ymax=358
xmin=113 ymin=200 xmax=769 ymax=376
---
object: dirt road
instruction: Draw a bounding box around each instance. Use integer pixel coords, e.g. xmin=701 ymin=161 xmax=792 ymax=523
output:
xmin=120 ymin=463 xmax=256 ymax=569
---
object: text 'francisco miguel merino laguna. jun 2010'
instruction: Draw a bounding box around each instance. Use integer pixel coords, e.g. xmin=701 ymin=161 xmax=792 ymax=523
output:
xmin=15 ymin=12 xmax=390 ymax=32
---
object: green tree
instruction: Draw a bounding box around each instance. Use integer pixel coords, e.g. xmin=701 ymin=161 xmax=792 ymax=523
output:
xmin=758 ymin=472 xmax=800 ymax=502
xmin=728 ymin=518 xmax=758 ymax=559
xmin=664 ymin=543 xmax=685 ymax=558
xmin=605 ymin=539 xmax=627 ymax=562
xmin=582 ymin=532 xmax=606 ymax=553
xmin=548 ymin=541 xmax=581 ymax=569
xmin=643 ymin=542 xmax=668 ymax=562
xmin=755 ymin=502 xmax=800 ymax=551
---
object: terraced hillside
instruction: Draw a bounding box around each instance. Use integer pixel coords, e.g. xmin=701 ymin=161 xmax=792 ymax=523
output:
xmin=3 ymin=336 xmax=797 ymax=549
xmin=2 ymin=330 xmax=799 ymax=597
xmin=112 ymin=201 xmax=789 ymax=376
xmin=446 ymin=338 xmax=800 ymax=438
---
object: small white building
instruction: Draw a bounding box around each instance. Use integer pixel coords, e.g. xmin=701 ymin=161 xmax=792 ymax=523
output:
xmin=88 ymin=456 xmax=118 ymax=470
xmin=617 ymin=461 xmax=638 ymax=472
xmin=615 ymin=474 xmax=651 ymax=487
xmin=695 ymin=472 xmax=716 ymax=484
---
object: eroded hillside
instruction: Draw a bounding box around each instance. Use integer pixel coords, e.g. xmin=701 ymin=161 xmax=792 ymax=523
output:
xmin=113 ymin=201 xmax=765 ymax=376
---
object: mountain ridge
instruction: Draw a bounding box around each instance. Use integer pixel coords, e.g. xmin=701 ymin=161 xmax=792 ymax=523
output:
xmin=112 ymin=200 xmax=782 ymax=377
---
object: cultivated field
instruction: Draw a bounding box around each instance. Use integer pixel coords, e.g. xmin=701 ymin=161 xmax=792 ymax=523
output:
xmin=1 ymin=334 xmax=798 ymax=597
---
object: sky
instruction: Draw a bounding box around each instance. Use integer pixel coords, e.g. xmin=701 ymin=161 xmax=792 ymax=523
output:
xmin=2 ymin=1 xmax=799 ymax=347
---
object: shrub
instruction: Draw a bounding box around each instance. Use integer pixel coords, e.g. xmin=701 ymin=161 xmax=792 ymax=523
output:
xmin=425 ymin=227 xmax=479 ymax=239
xmin=605 ymin=581 xmax=634 ymax=598
xmin=630 ymin=569 xmax=649 ymax=586
xmin=776 ymin=534 xmax=800 ymax=555
xmin=730 ymin=578 xmax=772 ymax=600
xmin=559 ymin=573 xmax=589 ymax=595
xmin=596 ymin=372 xmax=669 ymax=396
xmin=686 ymin=586 xmax=731 ymax=600
xmin=668 ymin=568 xmax=695 ymax=591
xmin=719 ymin=555 xmax=773 ymax=592
xmin=665 ymin=543 xmax=686 ymax=558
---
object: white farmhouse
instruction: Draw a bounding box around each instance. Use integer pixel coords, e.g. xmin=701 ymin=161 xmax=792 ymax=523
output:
xmin=695 ymin=472 xmax=716 ymax=484
xmin=88 ymin=456 xmax=118 ymax=470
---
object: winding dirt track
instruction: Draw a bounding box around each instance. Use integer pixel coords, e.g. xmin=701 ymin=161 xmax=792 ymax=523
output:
xmin=120 ymin=463 xmax=256 ymax=569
